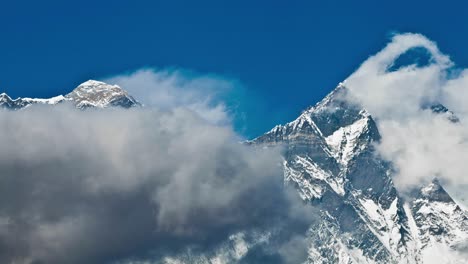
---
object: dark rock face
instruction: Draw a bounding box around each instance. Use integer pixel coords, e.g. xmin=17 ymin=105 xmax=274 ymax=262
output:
xmin=252 ymin=84 xmax=468 ymax=263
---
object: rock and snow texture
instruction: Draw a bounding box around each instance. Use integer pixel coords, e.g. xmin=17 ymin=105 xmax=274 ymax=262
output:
xmin=412 ymin=180 xmax=468 ymax=263
xmin=0 ymin=93 xmax=66 ymax=109
xmin=65 ymin=80 xmax=140 ymax=108
xmin=253 ymin=84 xmax=468 ymax=263
xmin=0 ymin=80 xmax=140 ymax=110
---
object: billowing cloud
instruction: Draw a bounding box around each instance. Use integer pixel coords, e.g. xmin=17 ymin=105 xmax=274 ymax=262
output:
xmin=345 ymin=33 xmax=451 ymax=121
xmin=343 ymin=33 xmax=468 ymax=200
xmin=104 ymin=69 xmax=238 ymax=125
xmin=0 ymin=103 xmax=313 ymax=264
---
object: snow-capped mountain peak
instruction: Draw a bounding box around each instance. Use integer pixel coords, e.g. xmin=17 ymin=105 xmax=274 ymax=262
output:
xmin=252 ymin=83 xmax=468 ymax=263
xmin=411 ymin=180 xmax=468 ymax=262
xmin=0 ymin=93 xmax=13 ymax=103
xmin=65 ymin=80 xmax=140 ymax=108
xmin=0 ymin=80 xmax=140 ymax=110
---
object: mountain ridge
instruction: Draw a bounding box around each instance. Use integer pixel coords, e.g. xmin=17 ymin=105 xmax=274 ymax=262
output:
xmin=0 ymin=80 xmax=140 ymax=109
xmin=251 ymin=84 xmax=467 ymax=263
xmin=0 ymin=80 xmax=466 ymax=263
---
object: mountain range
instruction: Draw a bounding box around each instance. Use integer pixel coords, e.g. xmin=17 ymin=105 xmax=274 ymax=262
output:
xmin=0 ymin=80 xmax=139 ymax=110
xmin=0 ymin=80 xmax=466 ymax=263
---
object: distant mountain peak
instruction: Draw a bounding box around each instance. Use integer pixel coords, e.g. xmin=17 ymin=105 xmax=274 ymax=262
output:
xmin=0 ymin=93 xmax=12 ymax=102
xmin=71 ymin=80 xmax=123 ymax=94
xmin=77 ymin=79 xmax=108 ymax=86
xmin=0 ymin=80 xmax=141 ymax=110
xmin=418 ymin=179 xmax=454 ymax=203
xmin=425 ymin=103 xmax=460 ymax=122
xmin=412 ymin=179 xmax=468 ymax=257
xmin=66 ymin=80 xmax=140 ymax=109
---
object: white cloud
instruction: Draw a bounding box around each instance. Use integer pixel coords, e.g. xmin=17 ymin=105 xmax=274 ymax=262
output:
xmin=422 ymin=243 xmax=468 ymax=264
xmin=0 ymin=103 xmax=313 ymax=263
xmin=343 ymin=33 xmax=468 ymax=197
xmin=344 ymin=33 xmax=451 ymax=121
xmin=105 ymin=69 xmax=237 ymax=125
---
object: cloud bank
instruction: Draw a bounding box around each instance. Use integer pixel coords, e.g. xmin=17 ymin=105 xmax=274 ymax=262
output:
xmin=0 ymin=86 xmax=312 ymax=263
xmin=344 ymin=33 xmax=468 ymax=198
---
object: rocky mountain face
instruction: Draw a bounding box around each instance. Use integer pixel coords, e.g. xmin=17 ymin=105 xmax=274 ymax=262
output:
xmin=0 ymin=80 xmax=140 ymax=110
xmin=251 ymin=84 xmax=468 ymax=263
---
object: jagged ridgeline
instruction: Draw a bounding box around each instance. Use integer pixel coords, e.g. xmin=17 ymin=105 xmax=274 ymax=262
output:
xmin=1 ymin=81 xmax=466 ymax=263
xmin=251 ymin=84 xmax=467 ymax=263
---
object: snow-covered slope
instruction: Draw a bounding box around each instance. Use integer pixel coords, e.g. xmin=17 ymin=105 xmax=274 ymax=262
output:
xmin=65 ymin=80 xmax=140 ymax=108
xmin=252 ymin=84 xmax=468 ymax=263
xmin=0 ymin=92 xmax=67 ymax=109
xmin=411 ymin=180 xmax=468 ymax=263
xmin=0 ymin=80 xmax=140 ymax=110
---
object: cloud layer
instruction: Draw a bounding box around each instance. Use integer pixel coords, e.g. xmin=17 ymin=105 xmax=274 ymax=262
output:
xmin=0 ymin=103 xmax=312 ymax=264
xmin=344 ymin=33 xmax=468 ymax=198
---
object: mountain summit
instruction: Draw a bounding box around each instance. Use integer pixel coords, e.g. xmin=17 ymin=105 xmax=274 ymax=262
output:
xmin=65 ymin=80 xmax=140 ymax=108
xmin=251 ymin=84 xmax=468 ymax=263
xmin=0 ymin=80 xmax=140 ymax=110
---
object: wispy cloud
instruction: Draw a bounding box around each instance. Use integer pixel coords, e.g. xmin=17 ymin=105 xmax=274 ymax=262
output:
xmin=104 ymin=69 xmax=238 ymax=126
xmin=344 ymin=33 xmax=468 ymax=201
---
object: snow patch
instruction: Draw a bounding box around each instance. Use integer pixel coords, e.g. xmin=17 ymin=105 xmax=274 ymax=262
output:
xmin=325 ymin=114 xmax=370 ymax=166
xmin=357 ymin=197 xmax=403 ymax=255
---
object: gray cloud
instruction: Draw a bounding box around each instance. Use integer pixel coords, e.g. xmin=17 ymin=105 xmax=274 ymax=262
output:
xmin=277 ymin=235 xmax=309 ymax=264
xmin=0 ymin=104 xmax=311 ymax=264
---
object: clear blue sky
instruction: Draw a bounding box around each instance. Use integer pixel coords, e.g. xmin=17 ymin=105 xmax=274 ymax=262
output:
xmin=1 ymin=0 xmax=468 ymax=137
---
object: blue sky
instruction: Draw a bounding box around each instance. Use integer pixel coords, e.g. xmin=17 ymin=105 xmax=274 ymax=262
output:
xmin=2 ymin=0 xmax=468 ymax=138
